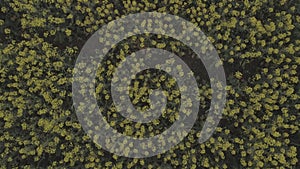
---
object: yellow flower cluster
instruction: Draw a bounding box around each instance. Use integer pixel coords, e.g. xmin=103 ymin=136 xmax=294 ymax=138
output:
xmin=0 ymin=0 xmax=299 ymax=168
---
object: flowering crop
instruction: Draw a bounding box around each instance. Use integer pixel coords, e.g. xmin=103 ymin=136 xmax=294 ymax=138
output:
xmin=0 ymin=0 xmax=299 ymax=168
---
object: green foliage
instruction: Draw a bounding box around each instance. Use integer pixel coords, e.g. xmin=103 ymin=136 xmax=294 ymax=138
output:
xmin=0 ymin=0 xmax=299 ymax=168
